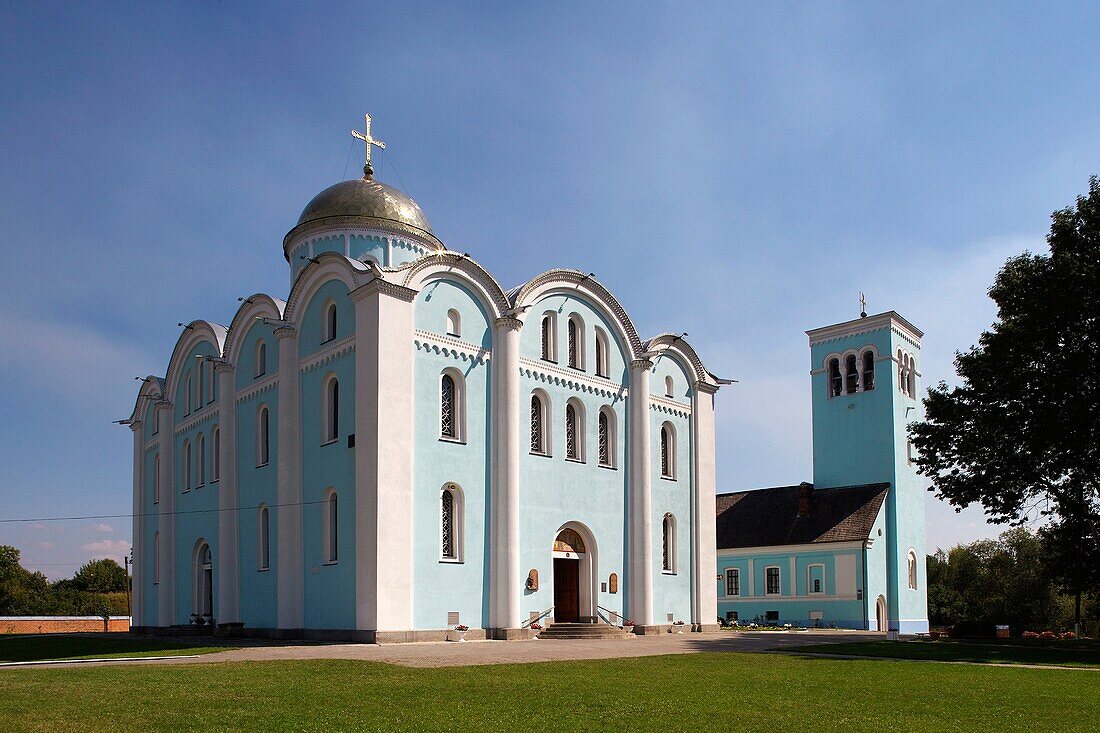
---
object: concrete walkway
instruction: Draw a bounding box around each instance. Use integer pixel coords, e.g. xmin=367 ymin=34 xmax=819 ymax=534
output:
xmin=4 ymin=630 xmax=878 ymax=670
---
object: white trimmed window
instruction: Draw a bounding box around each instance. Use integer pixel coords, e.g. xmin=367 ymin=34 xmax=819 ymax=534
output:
xmin=808 ymin=564 xmax=825 ymax=594
xmin=255 ymin=340 xmax=267 ymax=378
xmin=196 ymin=361 xmax=205 ymax=407
xmin=828 ymin=357 xmax=842 ymax=398
xmin=665 ymin=375 xmax=674 ymax=398
xmin=530 ymin=392 xmax=550 ymax=455
xmin=323 ymin=489 xmax=338 ymax=564
xmin=594 ymin=327 xmax=609 ymax=378
xmin=598 ymin=407 xmax=616 ymax=468
xmin=845 ymin=354 xmax=858 ymax=395
xmin=540 ymin=312 xmax=557 ymax=362
xmin=153 ymin=454 xmax=160 ymax=504
xmin=440 ymin=483 xmax=463 ymax=561
xmin=153 ymin=531 xmax=160 ymax=584
xmin=908 ymin=549 xmax=918 ymax=590
xmin=662 ymin=514 xmax=676 ymax=573
xmin=196 ymin=433 xmax=206 ymax=487
xmin=446 ymin=309 xmax=461 ymax=338
xmin=567 ymin=315 xmax=585 ymax=370
xmin=440 ymin=370 xmax=466 ymax=442
xmin=257 ymin=405 xmax=270 ymax=467
xmin=206 ymin=360 xmax=214 ymax=404
xmin=258 ymin=505 xmax=270 ymax=570
xmin=765 ymin=566 xmax=781 ymax=595
xmin=323 ymin=301 xmax=337 ymax=343
xmin=323 ymin=375 xmax=340 ymax=443
xmin=725 ymin=568 xmax=740 ymax=596
xmin=182 ymin=439 xmax=192 ymax=491
xmin=660 ymin=422 xmax=676 ymax=479
xmin=565 ymin=399 xmax=585 ymax=462
xmin=212 ymin=427 xmax=220 ymax=481
xmin=862 ymin=350 xmax=875 ymax=391
xmin=185 ymin=372 xmax=192 ymax=415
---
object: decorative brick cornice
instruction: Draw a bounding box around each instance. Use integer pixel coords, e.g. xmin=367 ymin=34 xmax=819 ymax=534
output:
xmin=173 ymin=409 xmax=218 ymax=437
xmin=494 ymin=316 xmax=523 ymax=332
xmin=236 ymin=374 xmax=278 ymax=405
xmin=274 ymin=325 xmax=297 ymax=340
xmin=806 ymin=311 xmax=922 ymax=348
xmin=519 ymin=358 xmax=627 ymax=400
xmin=300 ymin=337 xmax=356 ymax=374
xmin=414 ymin=330 xmax=491 ymax=364
xmin=650 ymin=395 xmax=692 ymax=416
xmin=630 ymin=358 xmax=654 ymax=371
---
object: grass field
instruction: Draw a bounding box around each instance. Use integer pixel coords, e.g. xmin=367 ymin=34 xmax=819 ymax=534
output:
xmin=1 ymin=652 xmax=1097 ymax=732
xmin=790 ymin=638 xmax=1100 ymax=668
xmin=0 ymin=635 xmax=228 ymax=663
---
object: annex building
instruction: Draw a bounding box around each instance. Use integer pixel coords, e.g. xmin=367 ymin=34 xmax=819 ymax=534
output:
xmin=715 ymin=311 xmax=930 ymax=634
xmin=128 ymin=116 xmax=727 ymax=641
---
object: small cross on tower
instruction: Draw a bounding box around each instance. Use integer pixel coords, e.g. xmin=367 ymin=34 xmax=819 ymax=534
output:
xmin=859 ymin=292 xmax=868 ymax=319
xmin=351 ymin=113 xmax=386 ymax=178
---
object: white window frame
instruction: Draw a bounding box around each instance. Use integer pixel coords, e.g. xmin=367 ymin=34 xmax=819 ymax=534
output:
xmin=765 ymin=565 xmax=782 ymax=596
xmin=256 ymin=404 xmax=270 ymax=467
xmin=807 ymin=563 xmax=825 ymax=595
xmin=540 ymin=311 xmax=558 ymax=363
xmin=446 ymin=308 xmax=461 ymax=338
xmin=662 ymin=513 xmax=676 ymax=574
xmin=597 ymin=406 xmax=617 ymax=469
xmin=182 ymin=439 xmax=192 ymax=492
xmin=322 ymin=299 xmax=338 ymax=344
xmin=211 ymin=427 xmax=220 ymax=482
xmin=322 ymin=374 xmax=340 ymax=444
xmin=594 ymin=327 xmax=610 ymax=378
xmin=196 ymin=433 xmax=206 ymax=487
xmin=725 ymin=567 xmax=740 ymax=597
xmin=907 ymin=549 xmax=918 ymax=590
xmin=323 ymin=488 xmax=339 ymax=564
xmin=530 ymin=390 xmax=552 ymax=456
xmin=153 ymin=454 xmax=160 ymax=504
xmin=153 ymin=531 xmax=160 ymax=584
xmin=664 ymin=375 xmax=674 ymax=398
xmin=660 ymin=422 xmax=676 ymax=479
xmin=184 ymin=372 xmax=192 ymax=415
xmin=565 ymin=398 xmax=586 ymax=463
xmin=567 ymin=314 xmax=585 ymax=370
xmin=258 ymin=505 xmax=270 ymax=571
xmin=439 ymin=369 xmax=466 ymax=443
xmin=439 ymin=483 xmax=464 ymax=563
xmin=254 ymin=339 xmax=267 ymax=378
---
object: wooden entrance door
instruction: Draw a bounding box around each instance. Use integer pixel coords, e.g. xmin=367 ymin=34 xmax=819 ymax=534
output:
xmin=554 ymin=558 xmax=580 ymax=622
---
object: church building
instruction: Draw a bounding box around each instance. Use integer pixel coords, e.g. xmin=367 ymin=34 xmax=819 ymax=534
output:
xmin=128 ymin=116 xmax=727 ymax=641
xmin=715 ymin=311 xmax=930 ymax=634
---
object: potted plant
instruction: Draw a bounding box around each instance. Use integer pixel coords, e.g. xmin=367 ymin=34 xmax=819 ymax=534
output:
xmin=452 ymin=624 xmax=469 ymax=642
xmin=529 ymin=622 xmax=542 ymax=638
xmin=672 ymin=620 xmax=685 ymax=634
xmin=621 ymin=619 xmax=636 ymax=634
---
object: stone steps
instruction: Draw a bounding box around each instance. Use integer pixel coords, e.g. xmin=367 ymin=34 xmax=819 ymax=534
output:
xmin=537 ymin=622 xmax=631 ymax=640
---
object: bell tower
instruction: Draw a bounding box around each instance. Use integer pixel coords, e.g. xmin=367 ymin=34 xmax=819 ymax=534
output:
xmin=806 ymin=310 xmax=929 ymax=634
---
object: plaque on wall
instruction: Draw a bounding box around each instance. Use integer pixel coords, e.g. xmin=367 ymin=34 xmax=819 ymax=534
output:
xmin=609 ymin=572 xmax=618 ymax=594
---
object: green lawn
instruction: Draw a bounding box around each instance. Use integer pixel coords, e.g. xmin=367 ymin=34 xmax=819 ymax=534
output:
xmin=789 ymin=639 xmax=1100 ymax=668
xmin=1 ymin=652 xmax=1097 ymax=732
xmin=0 ymin=634 xmax=228 ymax=663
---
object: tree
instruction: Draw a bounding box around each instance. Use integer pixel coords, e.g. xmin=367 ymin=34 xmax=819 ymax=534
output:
xmin=71 ymin=558 xmax=128 ymax=593
xmin=0 ymin=545 xmax=50 ymax=615
xmin=910 ymin=177 xmax=1100 ymax=634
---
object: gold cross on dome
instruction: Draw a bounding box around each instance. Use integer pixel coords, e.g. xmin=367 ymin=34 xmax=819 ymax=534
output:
xmin=859 ymin=292 xmax=868 ymax=318
xmin=351 ymin=113 xmax=386 ymax=177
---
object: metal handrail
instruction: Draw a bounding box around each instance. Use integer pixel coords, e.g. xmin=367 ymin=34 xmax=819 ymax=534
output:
xmin=522 ymin=606 xmax=554 ymax=628
xmin=595 ymin=604 xmax=625 ymax=627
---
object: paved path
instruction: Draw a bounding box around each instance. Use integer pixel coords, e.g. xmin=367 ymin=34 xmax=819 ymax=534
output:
xmin=3 ymin=630 xmax=877 ymax=670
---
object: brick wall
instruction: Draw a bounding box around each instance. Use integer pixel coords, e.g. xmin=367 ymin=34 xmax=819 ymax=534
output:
xmin=0 ymin=617 xmax=131 ymax=634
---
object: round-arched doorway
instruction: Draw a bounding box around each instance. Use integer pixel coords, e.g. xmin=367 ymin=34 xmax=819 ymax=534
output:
xmin=193 ymin=541 xmax=213 ymax=624
xmin=875 ymin=594 xmax=887 ymax=632
xmin=552 ymin=525 xmax=597 ymax=623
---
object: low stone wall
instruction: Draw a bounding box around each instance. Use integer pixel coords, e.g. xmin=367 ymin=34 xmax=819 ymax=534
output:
xmin=0 ymin=616 xmax=131 ymax=634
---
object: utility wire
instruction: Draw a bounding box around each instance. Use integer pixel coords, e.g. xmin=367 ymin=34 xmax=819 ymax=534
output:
xmin=0 ymin=498 xmax=329 ymax=525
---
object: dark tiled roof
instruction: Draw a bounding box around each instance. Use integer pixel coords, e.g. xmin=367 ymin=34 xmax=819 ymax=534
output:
xmin=716 ymin=483 xmax=889 ymax=549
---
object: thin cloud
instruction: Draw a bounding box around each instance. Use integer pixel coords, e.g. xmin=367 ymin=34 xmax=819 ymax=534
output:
xmin=91 ymin=523 xmax=114 ymax=534
xmin=80 ymin=539 xmax=131 ymax=558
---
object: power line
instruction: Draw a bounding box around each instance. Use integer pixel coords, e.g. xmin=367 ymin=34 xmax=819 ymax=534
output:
xmin=0 ymin=498 xmax=329 ymax=525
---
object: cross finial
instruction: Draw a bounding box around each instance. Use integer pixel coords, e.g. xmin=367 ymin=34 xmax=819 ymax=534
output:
xmin=351 ymin=113 xmax=386 ymax=179
xmin=859 ymin=292 xmax=868 ymax=318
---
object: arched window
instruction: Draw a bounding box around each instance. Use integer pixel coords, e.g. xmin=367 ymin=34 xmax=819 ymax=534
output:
xmin=665 ymin=375 xmax=674 ymax=398
xmin=897 ymin=349 xmax=905 ymax=393
xmin=440 ymin=484 xmax=463 ymax=561
xmin=323 ymin=301 xmax=337 ymax=343
xmin=662 ymin=514 xmax=676 ymax=573
xmin=258 ymin=505 xmax=270 ymax=570
xmin=598 ymin=407 xmax=616 ymax=468
xmin=908 ymin=549 xmax=918 ymax=590
xmin=183 ymin=439 xmax=192 ymax=491
xmin=205 ymin=360 xmax=214 ymax=404
xmin=255 ymin=340 xmax=267 ymax=378
xmin=828 ymin=358 xmax=842 ymax=398
xmin=153 ymin=454 xmax=161 ymax=504
xmin=594 ymin=327 xmax=609 ymax=378
xmin=446 ymin=309 xmax=461 ymax=338
xmin=660 ymin=422 xmax=675 ymax=479
xmin=565 ymin=400 xmax=585 ymax=462
xmin=567 ymin=315 xmax=584 ymax=369
xmin=196 ymin=360 xmax=204 ymax=407
xmin=540 ymin=312 xmax=557 ymax=362
xmin=845 ymin=354 xmax=858 ymax=395
xmin=439 ymin=368 xmax=472 ymax=444
xmin=862 ymin=351 xmax=875 ymax=391
xmin=907 ymin=359 xmax=917 ymax=398
xmin=212 ymin=427 xmax=220 ymax=481
xmin=197 ymin=433 xmax=206 ymax=487
xmin=323 ymin=376 xmax=340 ymax=443
xmin=153 ymin=531 xmax=160 ymax=584
xmin=184 ymin=372 xmax=192 ymax=415
xmin=323 ymin=490 xmax=338 ymax=563
xmin=194 ymin=542 xmax=212 ymax=619
xmin=530 ymin=393 xmax=548 ymax=455
xmin=257 ymin=405 xmax=270 ymax=467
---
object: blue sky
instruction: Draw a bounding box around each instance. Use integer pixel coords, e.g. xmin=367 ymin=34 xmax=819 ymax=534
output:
xmin=1 ymin=2 xmax=1097 ymax=578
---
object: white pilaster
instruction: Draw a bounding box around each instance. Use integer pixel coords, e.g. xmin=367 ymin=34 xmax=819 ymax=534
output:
xmin=156 ymin=402 xmax=175 ymax=627
xmin=691 ymin=382 xmax=719 ymax=629
xmin=275 ymin=326 xmax=304 ymax=631
xmin=215 ymin=362 xmax=240 ymax=624
xmin=130 ymin=421 xmax=144 ymax=627
xmin=628 ymin=358 xmax=654 ymax=626
xmin=490 ymin=316 xmax=523 ymax=632
xmin=352 ymin=278 xmax=417 ymax=633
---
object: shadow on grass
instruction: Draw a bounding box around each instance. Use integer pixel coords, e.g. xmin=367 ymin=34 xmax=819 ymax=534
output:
xmin=784 ymin=639 xmax=1100 ymax=668
xmin=0 ymin=633 xmax=228 ymax=663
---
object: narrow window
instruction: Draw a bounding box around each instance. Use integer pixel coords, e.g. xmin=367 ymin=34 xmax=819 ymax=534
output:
xmin=662 ymin=514 xmax=675 ymax=572
xmin=197 ymin=433 xmax=206 ymax=487
xmin=182 ymin=440 xmax=192 ymax=491
xmin=324 ymin=377 xmax=340 ymax=442
xmin=324 ymin=491 xmax=339 ymax=563
xmin=206 ymin=360 xmax=215 ymax=404
xmin=441 ymin=487 xmax=458 ymax=560
xmin=185 ymin=373 xmax=192 ymax=415
xmin=594 ymin=327 xmax=609 ymax=377
xmin=258 ymin=506 xmax=270 ymax=570
xmin=845 ymin=354 xmax=858 ymax=394
xmin=897 ymin=350 xmax=905 ymax=393
xmin=153 ymin=454 xmax=161 ymax=504
xmin=766 ymin=566 xmax=781 ymax=595
xmin=565 ymin=403 xmax=579 ymax=460
xmin=153 ymin=532 xmax=160 ymax=584
xmin=324 ymin=302 xmax=337 ymax=343
xmin=196 ymin=362 xmax=204 ymax=407
xmin=255 ymin=340 xmax=267 ymax=378
xmin=598 ymin=409 xmax=611 ymax=467
xmin=212 ymin=427 xmax=220 ymax=481
xmin=257 ymin=406 xmax=270 ymax=467
xmin=446 ymin=309 xmax=461 ymax=338
xmin=809 ymin=565 xmax=825 ymax=594
xmin=567 ymin=316 xmax=584 ymax=369
xmin=530 ymin=394 xmax=546 ymax=454
xmin=660 ymin=423 xmax=675 ymax=479
xmin=907 ymin=359 xmax=917 ymax=398
xmin=908 ymin=550 xmax=918 ymax=590
xmin=441 ymin=374 xmax=456 ymax=439
xmin=726 ymin=568 xmax=740 ymax=596
xmin=665 ymin=375 xmax=674 ymax=398
xmin=540 ymin=313 xmax=556 ymax=362
xmin=862 ymin=351 xmax=875 ymax=391
xmin=828 ymin=358 xmax=842 ymax=398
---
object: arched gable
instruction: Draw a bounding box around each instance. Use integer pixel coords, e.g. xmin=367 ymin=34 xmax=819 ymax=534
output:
xmin=644 ymin=333 xmax=718 ymax=388
xmin=282 ymin=253 xmax=369 ymax=325
xmin=129 ymin=375 xmax=165 ymax=427
xmin=163 ymin=321 xmax=228 ymax=409
xmin=223 ymin=294 xmax=286 ymax=364
xmin=512 ymin=270 xmax=643 ymax=363
xmin=399 ymin=252 xmax=510 ymax=321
